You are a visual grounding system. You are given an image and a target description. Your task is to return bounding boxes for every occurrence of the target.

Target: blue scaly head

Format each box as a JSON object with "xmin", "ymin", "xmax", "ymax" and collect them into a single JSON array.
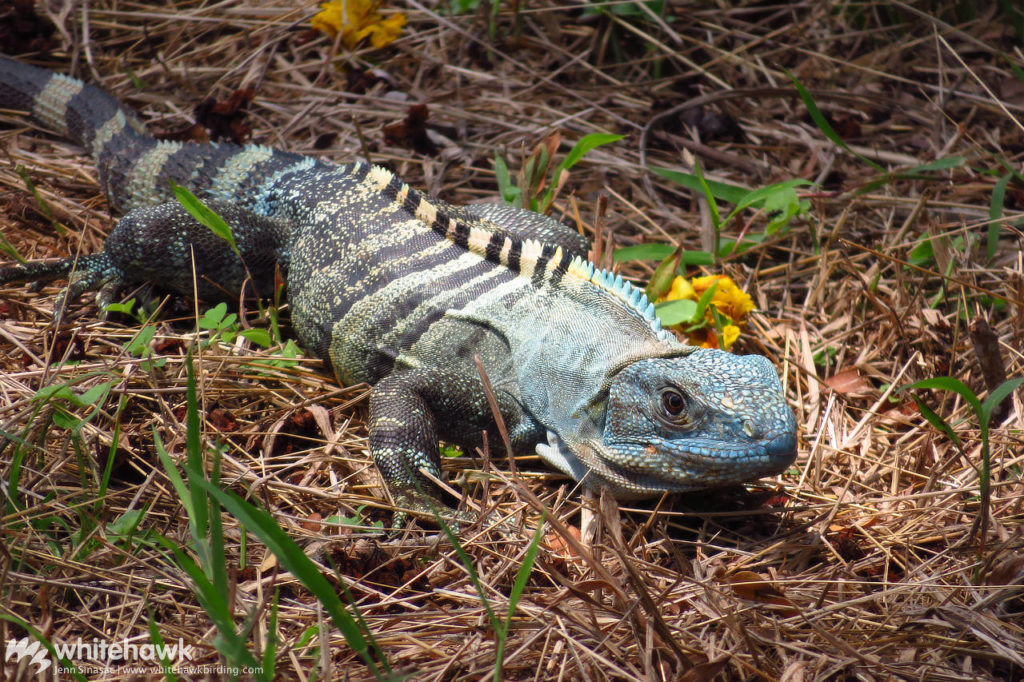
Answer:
[{"xmin": 535, "ymin": 345, "xmax": 798, "ymax": 498}]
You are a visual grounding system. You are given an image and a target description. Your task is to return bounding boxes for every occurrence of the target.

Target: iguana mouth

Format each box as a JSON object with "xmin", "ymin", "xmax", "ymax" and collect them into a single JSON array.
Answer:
[{"xmin": 535, "ymin": 429, "xmax": 797, "ymax": 499}]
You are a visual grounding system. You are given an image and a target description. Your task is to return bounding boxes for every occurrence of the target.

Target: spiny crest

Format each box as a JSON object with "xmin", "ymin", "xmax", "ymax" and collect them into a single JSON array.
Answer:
[
  {"xmin": 359, "ymin": 162, "xmax": 673, "ymax": 342},
  {"xmin": 565, "ymin": 256, "xmax": 674, "ymax": 343}
]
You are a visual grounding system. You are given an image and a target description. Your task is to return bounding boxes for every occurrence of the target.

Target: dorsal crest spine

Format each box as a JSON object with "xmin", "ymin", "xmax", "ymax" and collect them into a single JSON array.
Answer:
[{"xmin": 360, "ymin": 162, "xmax": 672, "ymax": 343}]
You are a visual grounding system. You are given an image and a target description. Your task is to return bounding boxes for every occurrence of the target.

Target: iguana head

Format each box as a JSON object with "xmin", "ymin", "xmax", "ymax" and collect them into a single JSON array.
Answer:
[{"xmin": 536, "ymin": 349, "xmax": 798, "ymax": 498}]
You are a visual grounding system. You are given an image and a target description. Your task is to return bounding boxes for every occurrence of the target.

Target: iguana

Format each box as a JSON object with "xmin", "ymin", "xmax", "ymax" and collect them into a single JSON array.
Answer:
[{"xmin": 0, "ymin": 56, "xmax": 798, "ymax": 524}]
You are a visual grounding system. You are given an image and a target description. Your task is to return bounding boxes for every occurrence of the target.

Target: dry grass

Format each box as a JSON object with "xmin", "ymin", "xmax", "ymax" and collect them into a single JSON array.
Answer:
[{"xmin": 1, "ymin": 1, "xmax": 1023, "ymax": 680}]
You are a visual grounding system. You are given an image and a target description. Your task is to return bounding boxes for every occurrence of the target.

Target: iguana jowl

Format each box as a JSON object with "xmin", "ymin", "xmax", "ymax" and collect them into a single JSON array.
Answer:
[{"xmin": 0, "ymin": 56, "xmax": 798, "ymax": 521}]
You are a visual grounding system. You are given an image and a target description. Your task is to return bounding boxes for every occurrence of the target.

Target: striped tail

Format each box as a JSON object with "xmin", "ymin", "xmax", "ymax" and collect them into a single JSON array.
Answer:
[
  {"xmin": 0, "ymin": 56, "xmax": 318, "ymax": 214},
  {"xmin": 0, "ymin": 56, "xmax": 149, "ymax": 158}
]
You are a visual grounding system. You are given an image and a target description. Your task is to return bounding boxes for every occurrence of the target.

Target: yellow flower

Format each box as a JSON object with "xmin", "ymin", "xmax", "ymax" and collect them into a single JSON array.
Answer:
[
  {"xmin": 312, "ymin": 0, "xmax": 406, "ymax": 49},
  {"xmin": 691, "ymin": 275, "xmax": 756, "ymax": 321},
  {"xmin": 721, "ymin": 324, "xmax": 741, "ymax": 349},
  {"xmin": 657, "ymin": 274, "xmax": 755, "ymax": 350},
  {"xmin": 663, "ymin": 276, "xmax": 696, "ymax": 302}
]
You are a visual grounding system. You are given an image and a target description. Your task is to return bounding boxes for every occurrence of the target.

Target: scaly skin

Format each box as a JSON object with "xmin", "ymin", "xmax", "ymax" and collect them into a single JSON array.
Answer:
[{"xmin": 0, "ymin": 55, "xmax": 798, "ymax": 524}]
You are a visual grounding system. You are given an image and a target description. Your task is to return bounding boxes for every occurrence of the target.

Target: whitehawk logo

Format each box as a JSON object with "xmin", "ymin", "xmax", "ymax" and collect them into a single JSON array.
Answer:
[{"xmin": 4, "ymin": 636, "xmax": 52, "ymax": 674}]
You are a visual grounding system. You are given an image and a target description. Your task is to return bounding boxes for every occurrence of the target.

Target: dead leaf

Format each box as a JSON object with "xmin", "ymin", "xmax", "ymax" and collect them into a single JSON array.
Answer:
[
  {"xmin": 209, "ymin": 406, "xmax": 238, "ymax": 432},
  {"xmin": 728, "ymin": 570, "xmax": 797, "ymax": 615},
  {"xmin": 382, "ymin": 104, "xmax": 438, "ymax": 155},
  {"xmin": 543, "ymin": 524, "xmax": 582, "ymax": 561},
  {"xmin": 301, "ymin": 512, "xmax": 323, "ymax": 532},
  {"xmin": 193, "ymin": 88, "xmax": 255, "ymax": 144},
  {"xmin": 984, "ymin": 554, "xmax": 1024, "ymax": 586},
  {"xmin": 825, "ymin": 367, "xmax": 872, "ymax": 396},
  {"xmin": 679, "ymin": 656, "xmax": 731, "ymax": 682}
]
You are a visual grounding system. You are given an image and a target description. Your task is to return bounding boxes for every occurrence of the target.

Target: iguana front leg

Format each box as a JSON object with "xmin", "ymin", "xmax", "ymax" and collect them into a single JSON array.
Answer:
[{"xmin": 369, "ymin": 366, "xmax": 529, "ymax": 528}]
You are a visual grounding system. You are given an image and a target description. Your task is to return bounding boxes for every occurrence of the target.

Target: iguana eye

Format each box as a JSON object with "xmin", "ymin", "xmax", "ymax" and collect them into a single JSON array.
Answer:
[{"xmin": 660, "ymin": 388, "xmax": 688, "ymax": 417}]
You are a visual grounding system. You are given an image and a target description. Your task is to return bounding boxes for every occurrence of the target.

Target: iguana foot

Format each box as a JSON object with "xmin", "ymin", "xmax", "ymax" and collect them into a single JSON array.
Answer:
[{"xmin": 0, "ymin": 252, "xmax": 127, "ymax": 321}]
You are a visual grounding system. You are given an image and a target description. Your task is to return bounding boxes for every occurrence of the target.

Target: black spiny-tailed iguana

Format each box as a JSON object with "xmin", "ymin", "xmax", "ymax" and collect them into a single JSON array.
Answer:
[{"xmin": 0, "ymin": 56, "xmax": 798, "ymax": 524}]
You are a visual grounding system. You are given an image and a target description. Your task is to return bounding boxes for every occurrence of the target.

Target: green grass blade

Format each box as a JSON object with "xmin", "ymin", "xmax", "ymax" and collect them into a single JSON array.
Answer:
[
  {"xmin": 909, "ymin": 396, "xmax": 962, "ymax": 449},
  {"xmin": 560, "ymin": 132, "xmax": 624, "ymax": 170},
  {"xmin": 505, "ymin": 521, "xmax": 544, "ymax": 626},
  {"xmin": 432, "ymin": 514, "xmax": 500, "ymax": 634},
  {"xmin": 186, "ymin": 476, "xmax": 390, "ymax": 677},
  {"xmin": 0, "ymin": 615, "xmax": 87, "ymax": 681},
  {"xmin": 715, "ymin": 305, "xmax": 732, "ymax": 348},
  {"xmin": 0, "ymin": 227, "xmax": 23, "ymax": 261},
  {"xmin": 980, "ymin": 377, "xmax": 1023, "ymax": 425},
  {"xmin": 147, "ymin": 611, "xmax": 179, "ymax": 682},
  {"xmin": 539, "ymin": 133, "xmax": 622, "ymax": 212},
  {"xmin": 183, "ymin": 350, "xmax": 209, "ymax": 553},
  {"xmin": 650, "ymin": 166, "xmax": 749, "ymax": 204},
  {"xmin": 6, "ymin": 402, "xmax": 54, "ymax": 512},
  {"xmin": 170, "ymin": 181, "xmax": 239, "ymax": 257},
  {"xmin": 262, "ymin": 592, "xmax": 280, "ymax": 678},
  {"xmin": 96, "ymin": 393, "xmax": 129, "ymax": 508},
  {"xmin": 613, "ymin": 243, "xmax": 675, "ymax": 262},
  {"xmin": 429, "ymin": 511, "xmax": 504, "ymax": 681},
  {"xmin": 786, "ymin": 71, "xmax": 886, "ymax": 174},
  {"xmin": 680, "ymin": 250, "xmax": 715, "ymax": 265},
  {"xmin": 154, "ymin": 429, "xmax": 195, "ymax": 521},
  {"xmin": 726, "ymin": 179, "xmax": 812, "ymax": 218},
  {"xmin": 613, "ymin": 244, "xmax": 715, "ymax": 266},
  {"xmin": 988, "ymin": 173, "xmax": 1010, "ymax": 262},
  {"xmin": 152, "ymin": 537, "xmax": 267, "ymax": 679},
  {"xmin": 16, "ymin": 164, "xmax": 67, "ymax": 236},
  {"xmin": 899, "ymin": 377, "xmax": 982, "ymax": 418},
  {"xmin": 154, "ymin": 536, "xmax": 235, "ymax": 634},
  {"xmin": 898, "ymin": 156, "xmax": 965, "ymax": 175},
  {"xmin": 692, "ymin": 160, "xmax": 722, "ymax": 253},
  {"xmin": 206, "ymin": 446, "xmax": 230, "ymax": 606},
  {"xmin": 693, "ymin": 278, "xmax": 720, "ymax": 321},
  {"xmin": 494, "ymin": 520, "xmax": 545, "ymax": 677}
]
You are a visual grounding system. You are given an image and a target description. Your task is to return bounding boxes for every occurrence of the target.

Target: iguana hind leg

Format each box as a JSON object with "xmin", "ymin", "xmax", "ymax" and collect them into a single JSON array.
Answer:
[
  {"xmin": 1, "ymin": 200, "xmax": 292, "ymax": 315},
  {"xmin": 1, "ymin": 251, "xmax": 127, "ymax": 319},
  {"xmin": 101, "ymin": 200, "xmax": 291, "ymax": 300}
]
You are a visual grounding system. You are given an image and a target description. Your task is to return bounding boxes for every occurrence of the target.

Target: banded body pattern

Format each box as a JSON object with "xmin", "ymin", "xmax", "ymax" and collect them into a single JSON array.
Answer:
[
  {"xmin": 0, "ymin": 56, "xmax": 798, "ymax": 520},
  {"xmin": 273, "ymin": 160, "xmax": 674, "ymax": 387}
]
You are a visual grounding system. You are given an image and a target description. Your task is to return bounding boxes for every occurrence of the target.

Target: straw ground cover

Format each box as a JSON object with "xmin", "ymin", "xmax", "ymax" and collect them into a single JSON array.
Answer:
[{"xmin": 1, "ymin": 1, "xmax": 1022, "ymax": 679}]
